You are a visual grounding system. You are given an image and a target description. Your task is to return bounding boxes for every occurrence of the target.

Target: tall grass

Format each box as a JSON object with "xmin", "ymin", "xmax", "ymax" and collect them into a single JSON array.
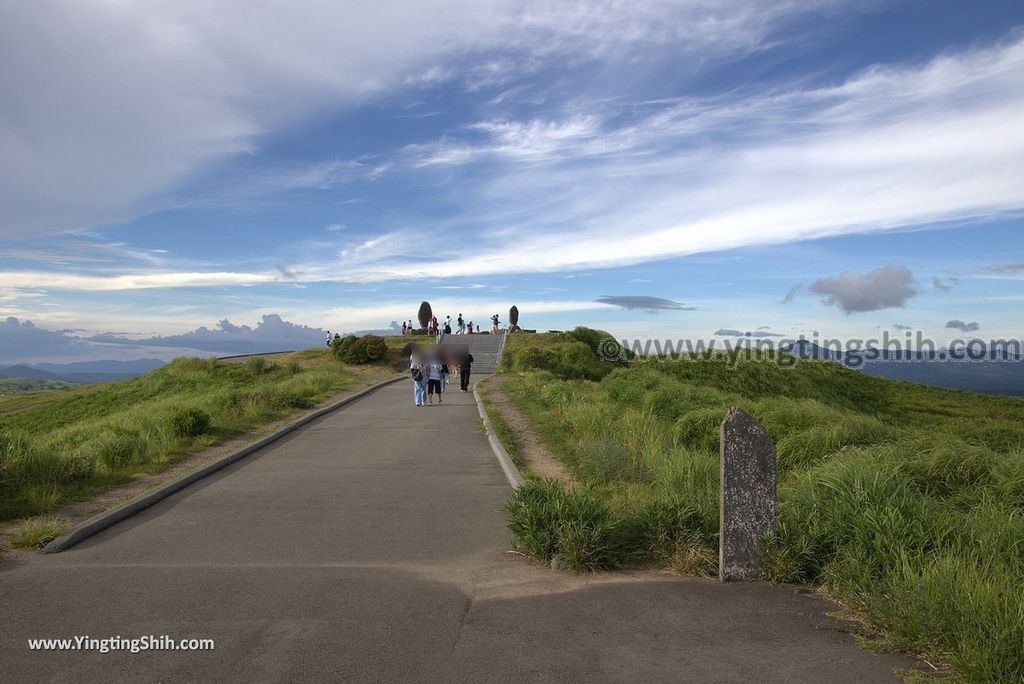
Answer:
[
  {"xmin": 0, "ymin": 349, "xmax": 374, "ymax": 522},
  {"xmin": 500, "ymin": 330, "xmax": 1024, "ymax": 682}
]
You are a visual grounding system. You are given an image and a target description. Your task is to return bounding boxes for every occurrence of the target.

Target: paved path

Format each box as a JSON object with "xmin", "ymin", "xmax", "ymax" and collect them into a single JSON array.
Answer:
[{"xmin": 1, "ymin": 382, "xmax": 919, "ymax": 682}]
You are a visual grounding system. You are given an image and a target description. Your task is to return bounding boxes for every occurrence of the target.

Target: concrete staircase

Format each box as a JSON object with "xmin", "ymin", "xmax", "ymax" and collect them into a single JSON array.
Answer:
[{"xmin": 438, "ymin": 332, "xmax": 506, "ymax": 374}]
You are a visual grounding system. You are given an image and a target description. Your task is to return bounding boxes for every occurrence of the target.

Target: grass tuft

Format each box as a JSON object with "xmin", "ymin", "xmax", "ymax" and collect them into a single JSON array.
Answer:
[{"xmin": 10, "ymin": 517, "xmax": 64, "ymax": 548}]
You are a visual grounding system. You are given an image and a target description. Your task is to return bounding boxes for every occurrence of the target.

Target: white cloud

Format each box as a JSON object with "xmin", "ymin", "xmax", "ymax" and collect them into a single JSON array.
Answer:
[
  {"xmin": 0, "ymin": 0, "xmax": 825, "ymax": 237},
  {"xmin": 0, "ymin": 271, "xmax": 275, "ymax": 291},
  {"xmin": 360, "ymin": 38, "xmax": 1024, "ymax": 280}
]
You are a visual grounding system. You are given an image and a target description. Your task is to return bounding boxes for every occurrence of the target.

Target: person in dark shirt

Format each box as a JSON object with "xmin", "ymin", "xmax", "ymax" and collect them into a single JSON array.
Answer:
[{"xmin": 459, "ymin": 348, "xmax": 474, "ymax": 392}]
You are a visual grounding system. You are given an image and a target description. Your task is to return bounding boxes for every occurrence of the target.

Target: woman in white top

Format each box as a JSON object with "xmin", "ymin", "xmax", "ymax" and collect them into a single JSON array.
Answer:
[
  {"xmin": 425, "ymin": 357, "xmax": 443, "ymax": 405},
  {"xmin": 410, "ymin": 350, "xmax": 427, "ymax": 407}
]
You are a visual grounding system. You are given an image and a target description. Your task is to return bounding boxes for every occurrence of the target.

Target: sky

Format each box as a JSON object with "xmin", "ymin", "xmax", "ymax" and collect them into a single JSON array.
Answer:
[{"xmin": 1, "ymin": 0, "xmax": 1023, "ymax": 363}]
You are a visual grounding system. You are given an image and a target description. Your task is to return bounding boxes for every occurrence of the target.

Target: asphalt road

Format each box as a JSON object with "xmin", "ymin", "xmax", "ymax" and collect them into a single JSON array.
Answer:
[{"xmin": 1, "ymin": 382, "xmax": 919, "ymax": 682}]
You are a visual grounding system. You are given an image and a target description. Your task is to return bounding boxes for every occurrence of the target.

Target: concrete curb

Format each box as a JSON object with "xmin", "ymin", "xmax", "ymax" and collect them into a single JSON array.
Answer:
[
  {"xmin": 41, "ymin": 375, "xmax": 405, "ymax": 554},
  {"xmin": 473, "ymin": 377, "xmax": 525, "ymax": 489}
]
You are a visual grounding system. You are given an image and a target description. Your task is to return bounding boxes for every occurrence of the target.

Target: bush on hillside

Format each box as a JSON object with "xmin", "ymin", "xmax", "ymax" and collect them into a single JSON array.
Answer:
[
  {"xmin": 565, "ymin": 326, "xmax": 634, "ymax": 363},
  {"xmin": 502, "ymin": 329, "xmax": 622, "ymax": 380},
  {"xmin": 338, "ymin": 335, "xmax": 388, "ymax": 365},
  {"xmin": 170, "ymin": 407, "xmax": 212, "ymax": 438},
  {"xmin": 330, "ymin": 334, "xmax": 357, "ymax": 361}
]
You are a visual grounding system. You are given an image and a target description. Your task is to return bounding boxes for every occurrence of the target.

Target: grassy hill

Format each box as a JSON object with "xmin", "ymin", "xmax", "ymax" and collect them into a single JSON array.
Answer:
[
  {"xmin": 498, "ymin": 329, "xmax": 1024, "ymax": 683},
  {"xmin": 0, "ymin": 377, "xmax": 77, "ymax": 396},
  {"xmin": 0, "ymin": 343, "xmax": 407, "ymax": 524}
]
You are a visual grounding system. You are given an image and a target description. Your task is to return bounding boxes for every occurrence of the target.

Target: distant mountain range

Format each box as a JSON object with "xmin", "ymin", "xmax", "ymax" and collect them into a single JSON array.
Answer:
[
  {"xmin": 0, "ymin": 359, "xmax": 165, "ymax": 384},
  {"xmin": 783, "ymin": 340, "xmax": 1024, "ymax": 396}
]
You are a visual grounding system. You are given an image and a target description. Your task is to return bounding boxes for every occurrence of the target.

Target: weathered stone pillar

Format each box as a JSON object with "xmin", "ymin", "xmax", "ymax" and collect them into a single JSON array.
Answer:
[{"xmin": 719, "ymin": 407, "xmax": 777, "ymax": 582}]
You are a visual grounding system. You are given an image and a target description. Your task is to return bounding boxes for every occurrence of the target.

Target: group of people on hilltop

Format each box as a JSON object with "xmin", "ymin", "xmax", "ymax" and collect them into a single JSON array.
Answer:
[
  {"xmin": 400, "ymin": 312, "xmax": 499, "ymax": 337},
  {"xmin": 408, "ymin": 345, "xmax": 474, "ymax": 406}
]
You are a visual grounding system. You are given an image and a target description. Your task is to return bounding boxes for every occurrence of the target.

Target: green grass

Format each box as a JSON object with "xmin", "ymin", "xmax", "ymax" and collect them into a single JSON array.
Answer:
[
  {"xmin": 9, "ymin": 517, "xmax": 64, "ymax": 548},
  {"xmin": 0, "ymin": 377, "xmax": 76, "ymax": 396},
  {"xmin": 500, "ymin": 330, "xmax": 1024, "ymax": 682},
  {"xmin": 0, "ymin": 348, "xmax": 392, "ymax": 523},
  {"xmin": 476, "ymin": 384, "xmax": 527, "ymax": 472}
]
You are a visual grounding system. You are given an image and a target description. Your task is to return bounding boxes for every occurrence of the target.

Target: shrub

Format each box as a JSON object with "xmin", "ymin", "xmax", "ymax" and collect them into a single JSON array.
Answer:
[
  {"xmin": 170, "ymin": 408, "xmax": 211, "ymax": 438},
  {"xmin": 340, "ymin": 335, "xmax": 388, "ymax": 364},
  {"xmin": 331, "ymin": 334, "xmax": 358, "ymax": 361},
  {"xmin": 565, "ymin": 326, "xmax": 633, "ymax": 363},
  {"xmin": 502, "ymin": 331, "xmax": 622, "ymax": 380}
]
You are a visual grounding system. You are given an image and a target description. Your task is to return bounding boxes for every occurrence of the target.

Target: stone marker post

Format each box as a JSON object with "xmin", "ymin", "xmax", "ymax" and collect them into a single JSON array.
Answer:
[{"xmin": 719, "ymin": 407, "xmax": 777, "ymax": 582}]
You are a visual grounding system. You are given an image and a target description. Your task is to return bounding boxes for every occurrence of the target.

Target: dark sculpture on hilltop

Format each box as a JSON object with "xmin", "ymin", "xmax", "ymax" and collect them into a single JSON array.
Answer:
[
  {"xmin": 508, "ymin": 305, "xmax": 521, "ymax": 333},
  {"xmin": 417, "ymin": 301, "xmax": 432, "ymax": 332}
]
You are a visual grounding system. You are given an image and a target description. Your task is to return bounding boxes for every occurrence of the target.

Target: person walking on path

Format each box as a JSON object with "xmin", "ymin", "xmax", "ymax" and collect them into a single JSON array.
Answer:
[
  {"xmin": 426, "ymin": 354, "xmax": 443, "ymax": 405},
  {"xmin": 439, "ymin": 348, "xmax": 451, "ymax": 392},
  {"xmin": 410, "ymin": 348, "xmax": 427, "ymax": 407},
  {"xmin": 459, "ymin": 348, "xmax": 474, "ymax": 392}
]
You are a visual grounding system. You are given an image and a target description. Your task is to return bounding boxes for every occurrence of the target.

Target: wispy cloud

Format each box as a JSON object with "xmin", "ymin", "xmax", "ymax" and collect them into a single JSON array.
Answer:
[
  {"xmin": 594, "ymin": 295, "xmax": 696, "ymax": 312},
  {"xmin": 0, "ymin": 271, "xmax": 276, "ymax": 291},
  {"xmin": 286, "ymin": 37, "xmax": 1024, "ymax": 282},
  {"xmin": 714, "ymin": 328, "xmax": 783, "ymax": 337},
  {"xmin": 946, "ymin": 319, "xmax": 980, "ymax": 333},
  {"xmin": 982, "ymin": 263, "xmax": 1024, "ymax": 273},
  {"xmin": 782, "ymin": 284, "xmax": 803, "ymax": 304},
  {"xmin": 0, "ymin": 0, "xmax": 828, "ymax": 238}
]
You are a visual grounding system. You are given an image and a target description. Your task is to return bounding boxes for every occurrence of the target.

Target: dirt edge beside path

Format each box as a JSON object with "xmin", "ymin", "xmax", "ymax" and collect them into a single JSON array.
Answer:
[{"xmin": 480, "ymin": 374, "xmax": 574, "ymax": 484}]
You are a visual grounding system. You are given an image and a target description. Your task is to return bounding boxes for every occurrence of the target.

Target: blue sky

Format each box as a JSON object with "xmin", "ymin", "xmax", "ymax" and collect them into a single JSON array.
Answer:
[{"xmin": 1, "ymin": 1, "xmax": 1023, "ymax": 362}]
